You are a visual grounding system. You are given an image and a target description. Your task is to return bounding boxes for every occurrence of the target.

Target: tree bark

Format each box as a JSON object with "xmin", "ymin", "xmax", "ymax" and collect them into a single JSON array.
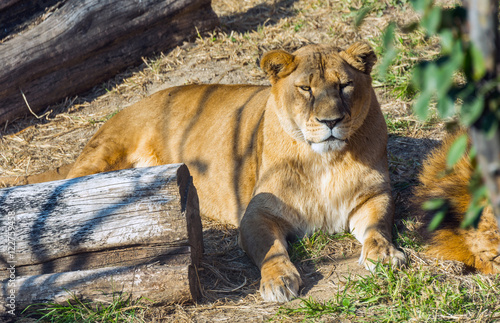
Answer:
[
  {"xmin": 0, "ymin": 0, "xmax": 22, "ymax": 11},
  {"xmin": 467, "ymin": 0, "xmax": 500, "ymax": 229},
  {"xmin": 0, "ymin": 0, "xmax": 219, "ymax": 125},
  {"xmin": 0, "ymin": 163, "xmax": 202, "ymax": 313}
]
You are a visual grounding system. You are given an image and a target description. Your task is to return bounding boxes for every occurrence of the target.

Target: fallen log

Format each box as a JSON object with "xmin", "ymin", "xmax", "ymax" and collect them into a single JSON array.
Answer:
[
  {"xmin": 0, "ymin": 163, "xmax": 202, "ymax": 314},
  {"xmin": 0, "ymin": 0, "xmax": 63, "ymax": 40},
  {"xmin": 0, "ymin": 0, "xmax": 22, "ymax": 11},
  {"xmin": 0, "ymin": 0, "xmax": 219, "ymax": 125}
]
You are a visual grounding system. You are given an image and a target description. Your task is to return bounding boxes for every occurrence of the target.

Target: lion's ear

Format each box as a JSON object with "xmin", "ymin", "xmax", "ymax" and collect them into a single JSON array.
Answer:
[
  {"xmin": 260, "ymin": 50, "xmax": 296, "ymax": 83},
  {"xmin": 340, "ymin": 42, "xmax": 377, "ymax": 74}
]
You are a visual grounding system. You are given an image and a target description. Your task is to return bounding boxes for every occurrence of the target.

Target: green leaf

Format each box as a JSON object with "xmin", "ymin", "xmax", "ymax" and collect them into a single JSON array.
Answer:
[
  {"xmin": 410, "ymin": 0, "xmax": 433, "ymax": 14},
  {"xmin": 422, "ymin": 62, "xmax": 438, "ymax": 94},
  {"xmin": 412, "ymin": 63, "xmax": 424, "ymax": 89},
  {"xmin": 382, "ymin": 22, "xmax": 396, "ymax": 49},
  {"xmin": 462, "ymin": 203, "xmax": 484, "ymax": 228},
  {"xmin": 377, "ymin": 47, "xmax": 398, "ymax": 81},
  {"xmin": 423, "ymin": 197, "xmax": 450, "ymax": 231},
  {"xmin": 422, "ymin": 198, "xmax": 445, "ymax": 210},
  {"xmin": 461, "ymin": 96, "xmax": 484, "ymax": 126},
  {"xmin": 376, "ymin": 23, "xmax": 398, "ymax": 81},
  {"xmin": 428, "ymin": 209, "xmax": 446, "ymax": 231},
  {"xmin": 446, "ymin": 133, "xmax": 468, "ymax": 169},
  {"xmin": 469, "ymin": 144, "xmax": 477, "ymax": 160},
  {"xmin": 462, "ymin": 185, "xmax": 488, "ymax": 228},
  {"xmin": 435, "ymin": 43, "xmax": 463, "ymax": 98},
  {"xmin": 421, "ymin": 6, "xmax": 442, "ymax": 35},
  {"xmin": 469, "ymin": 43, "xmax": 487, "ymax": 81},
  {"xmin": 438, "ymin": 29, "xmax": 454, "ymax": 53},
  {"xmin": 413, "ymin": 90, "xmax": 432, "ymax": 120},
  {"xmin": 355, "ymin": 6, "xmax": 372, "ymax": 27},
  {"xmin": 436, "ymin": 94, "xmax": 455, "ymax": 118}
]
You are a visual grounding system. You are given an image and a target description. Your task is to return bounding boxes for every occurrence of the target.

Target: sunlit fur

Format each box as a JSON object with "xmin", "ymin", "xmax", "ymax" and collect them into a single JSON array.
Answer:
[
  {"xmin": 413, "ymin": 132, "xmax": 500, "ymax": 274},
  {"xmin": 8, "ymin": 42, "xmax": 406, "ymax": 302}
]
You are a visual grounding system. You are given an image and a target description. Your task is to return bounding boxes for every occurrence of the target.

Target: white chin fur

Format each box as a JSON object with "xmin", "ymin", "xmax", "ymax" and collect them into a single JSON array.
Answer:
[{"xmin": 310, "ymin": 140, "xmax": 346, "ymax": 154}]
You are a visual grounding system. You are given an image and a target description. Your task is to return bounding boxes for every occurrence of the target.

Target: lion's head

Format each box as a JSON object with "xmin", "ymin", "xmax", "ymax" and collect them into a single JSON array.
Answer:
[{"xmin": 261, "ymin": 42, "xmax": 377, "ymax": 154}]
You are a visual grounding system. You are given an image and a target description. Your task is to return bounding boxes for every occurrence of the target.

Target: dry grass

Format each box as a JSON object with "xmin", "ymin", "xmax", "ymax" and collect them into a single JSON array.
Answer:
[{"xmin": 3, "ymin": 0, "xmax": 498, "ymax": 322}]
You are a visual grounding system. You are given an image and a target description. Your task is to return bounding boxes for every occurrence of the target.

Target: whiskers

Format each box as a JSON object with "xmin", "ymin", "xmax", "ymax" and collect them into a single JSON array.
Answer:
[{"xmin": 291, "ymin": 128, "xmax": 307, "ymax": 141}]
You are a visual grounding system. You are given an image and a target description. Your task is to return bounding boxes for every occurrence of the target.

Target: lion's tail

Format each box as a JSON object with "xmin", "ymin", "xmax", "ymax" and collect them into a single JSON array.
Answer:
[{"xmin": 0, "ymin": 163, "xmax": 74, "ymax": 187}]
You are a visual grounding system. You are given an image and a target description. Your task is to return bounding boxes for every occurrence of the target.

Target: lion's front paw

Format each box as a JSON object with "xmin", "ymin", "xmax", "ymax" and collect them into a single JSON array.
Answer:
[
  {"xmin": 360, "ymin": 236, "xmax": 406, "ymax": 271},
  {"xmin": 259, "ymin": 257, "xmax": 302, "ymax": 302}
]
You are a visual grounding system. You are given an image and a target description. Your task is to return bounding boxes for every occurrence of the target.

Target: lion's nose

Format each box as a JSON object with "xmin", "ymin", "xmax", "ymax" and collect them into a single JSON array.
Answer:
[{"xmin": 316, "ymin": 116, "xmax": 344, "ymax": 129}]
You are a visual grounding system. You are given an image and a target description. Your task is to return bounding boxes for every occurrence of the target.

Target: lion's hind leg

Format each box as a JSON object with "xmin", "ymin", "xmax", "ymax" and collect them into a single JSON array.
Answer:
[
  {"xmin": 66, "ymin": 134, "xmax": 164, "ymax": 180},
  {"xmin": 65, "ymin": 139, "xmax": 135, "ymax": 179}
]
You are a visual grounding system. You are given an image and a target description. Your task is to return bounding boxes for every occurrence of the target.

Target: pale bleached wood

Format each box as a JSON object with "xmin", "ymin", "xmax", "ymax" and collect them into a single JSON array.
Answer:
[
  {"xmin": 4, "ymin": 261, "xmax": 196, "ymax": 310},
  {"xmin": 0, "ymin": 163, "xmax": 202, "ymax": 311},
  {"xmin": 0, "ymin": 0, "xmax": 219, "ymax": 124}
]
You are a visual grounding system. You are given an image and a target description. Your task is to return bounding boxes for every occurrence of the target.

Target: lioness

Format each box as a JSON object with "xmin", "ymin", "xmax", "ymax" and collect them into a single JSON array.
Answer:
[
  {"xmin": 414, "ymin": 133, "xmax": 500, "ymax": 274},
  {"xmin": 6, "ymin": 42, "xmax": 406, "ymax": 301}
]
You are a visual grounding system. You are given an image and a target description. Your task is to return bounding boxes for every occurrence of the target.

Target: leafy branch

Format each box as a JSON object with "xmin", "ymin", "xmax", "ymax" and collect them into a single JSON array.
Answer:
[{"xmin": 377, "ymin": 0, "xmax": 500, "ymax": 228}]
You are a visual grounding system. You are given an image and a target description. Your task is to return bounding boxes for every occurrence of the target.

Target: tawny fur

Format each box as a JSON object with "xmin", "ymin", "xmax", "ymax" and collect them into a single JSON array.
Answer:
[
  {"xmin": 3, "ymin": 42, "xmax": 406, "ymax": 301},
  {"xmin": 414, "ymin": 133, "xmax": 500, "ymax": 274}
]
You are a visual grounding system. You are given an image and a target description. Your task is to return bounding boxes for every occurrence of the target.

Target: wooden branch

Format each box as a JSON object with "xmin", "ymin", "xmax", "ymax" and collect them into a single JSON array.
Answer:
[
  {"xmin": 0, "ymin": 163, "xmax": 202, "ymax": 313},
  {"xmin": 0, "ymin": 0, "xmax": 219, "ymax": 124}
]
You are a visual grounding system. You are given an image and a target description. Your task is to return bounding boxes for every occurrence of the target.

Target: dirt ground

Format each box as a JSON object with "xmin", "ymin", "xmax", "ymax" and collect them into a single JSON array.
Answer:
[{"xmin": 1, "ymin": 0, "xmax": 460, "ymax": 321}]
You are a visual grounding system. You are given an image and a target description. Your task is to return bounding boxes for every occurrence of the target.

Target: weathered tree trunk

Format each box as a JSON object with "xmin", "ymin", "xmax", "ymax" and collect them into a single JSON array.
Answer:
[
  {"xmin": 0, "ymin": 0, "xmax": 22, "ymax": 11},
  {"xmin": 0, "ymin": 0, "xmax": 219, "ymax": 125},
  {"xmin": 467, "ymin": 0, "xmax": 500, "ymax": 230},
  {"xmin": 0, "ymin": 0, "xmax": 63, "ymax": 39},
  {"xmin": 0, "ymin": 163, "xmax": 202, "ymax": 314}
]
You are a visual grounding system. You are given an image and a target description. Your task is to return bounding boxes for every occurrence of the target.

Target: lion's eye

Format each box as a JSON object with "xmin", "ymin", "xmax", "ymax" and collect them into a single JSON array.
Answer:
[
  {"xmin": 299, "ymin": 86, "xmax": 311, "ymax": 92},
  {"xmin": 340, "ymin": 81, "xmax": 353, "ymax": 89}
]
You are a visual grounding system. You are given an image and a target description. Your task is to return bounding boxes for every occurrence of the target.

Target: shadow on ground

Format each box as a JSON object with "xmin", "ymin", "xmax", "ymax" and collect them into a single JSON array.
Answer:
[{"xmin": 388, "ymin": 134, "xmax": 440, "ymax": 221}]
